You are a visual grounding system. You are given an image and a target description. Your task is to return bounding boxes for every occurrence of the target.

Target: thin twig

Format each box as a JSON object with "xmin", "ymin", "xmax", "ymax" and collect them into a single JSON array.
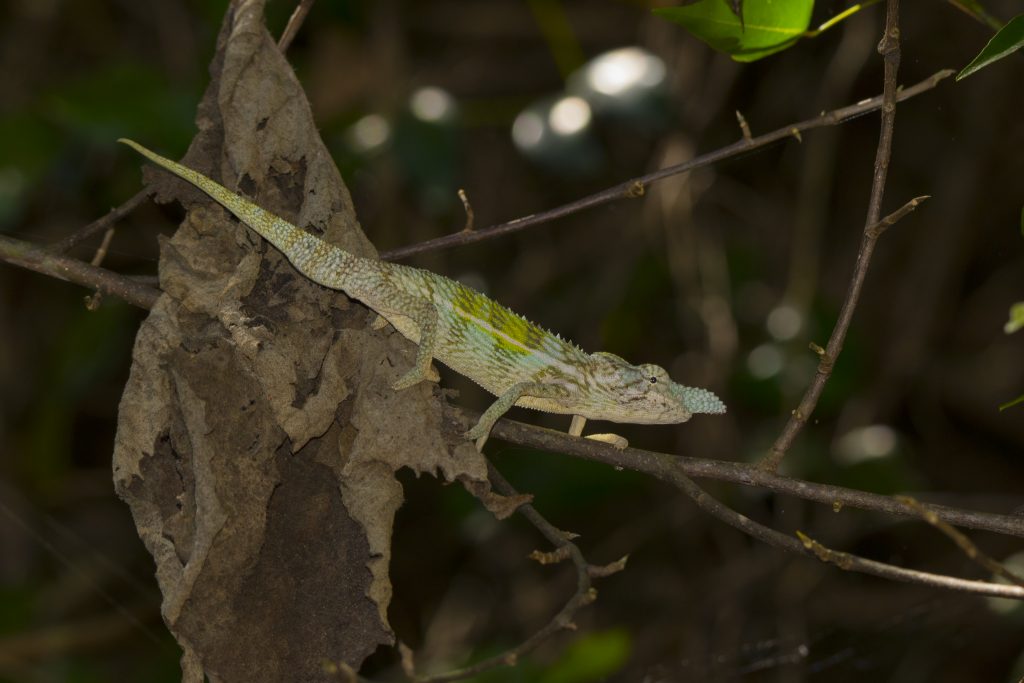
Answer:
[
  {"xmin": 277, "ymin": 0, "xmax": 316, "ymax": 52},
  {"xmin": 761, "ymin": 0, "xmax": 906, "ymax": 472},
  {"xmin": 735, "ymin": 110, "xmax": 753, "ymax": 142},
  {"xmin": 0, "ymin": 234, "xmax": 159, "ymax": 310},
  {"xmin": 450, "ymin": 408, "xmax": 1024, "ymax": 539},
  {"xmin": 409, "ymin": 463, "xmax": 624, "ymax": 683},
  {"xmin": 380, "ymin": 69, "xmax": 953, "ymax": 261},
  {"xmin": 457, "ymin": 189, "xmax": 475, "ymax": 232},
  {"xmin": 52, "ymin": 188, "xmax": 149, "ymax": 255},
  {"xmin": 84, "ymin": 226, "xmax": 120, "ymax": 309},
  {"xmin": 865, "ymin": 194, "xmax": 927, "ymax": 237},
  {"xmin": 89, "ymin": 226, "xmax": 117, "ymax": 267},
  {"xmin": 896, "ymin": 496, "xmax": 1024, "ymax": 587}
]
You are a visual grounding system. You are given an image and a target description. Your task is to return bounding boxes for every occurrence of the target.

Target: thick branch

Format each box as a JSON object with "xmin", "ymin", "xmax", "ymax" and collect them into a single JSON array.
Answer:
[
  {"xmin": 449, "ymin": 408, "xmax": 1024, "ymax": 539},
  {"xmin": 381, "ymin": 69, "xmax": 953, "ymax": 261},
  {"xmin": 762, "ymin": 1, "xmax": 906, "ymax": 471},
  {"xmin": 0, "ymin": 234, "xmax": 159, "ymax": 310}
]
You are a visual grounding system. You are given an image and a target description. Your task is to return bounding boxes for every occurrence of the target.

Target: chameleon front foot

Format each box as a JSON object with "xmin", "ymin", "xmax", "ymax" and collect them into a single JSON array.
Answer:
[
  {"xmin": 585, "ymin": 433, "xmax": 629, "ymax": 450},
  {"xmin": 568, "ymin": 415, "xmax": 627, "ymax": 449}
]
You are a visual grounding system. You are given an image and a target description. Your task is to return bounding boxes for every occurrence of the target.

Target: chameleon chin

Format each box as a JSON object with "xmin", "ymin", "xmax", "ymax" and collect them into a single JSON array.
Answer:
[{"xmin": 120, "ymin": 139, "xmax": 726, "ymax": 451}]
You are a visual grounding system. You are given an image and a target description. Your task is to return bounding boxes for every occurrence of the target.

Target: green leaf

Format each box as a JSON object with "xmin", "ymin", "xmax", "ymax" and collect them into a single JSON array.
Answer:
[
  {"xmin": 957, "ymin": 13, "xmax": 1024, "ymax": 80},
  {"xmin": 1006, "ymin": 302, "xmax": 1024, "ymax": 334},
  {"xmin": 538, "ymin": 629, "xmax": 631, "ymax": 683},
  {"xmin": 654, "ymin": 0, "xmax": 814, "ymax": 62},
  {"xmin": 999, "ymin": 394, "xmax": 1024, "ymax": 411}
]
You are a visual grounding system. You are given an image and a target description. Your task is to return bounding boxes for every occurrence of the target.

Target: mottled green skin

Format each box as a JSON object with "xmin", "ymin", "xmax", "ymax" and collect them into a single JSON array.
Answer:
[{"xmin": 120, "ymin": 139, "xmax": 726, "ymax": 445}]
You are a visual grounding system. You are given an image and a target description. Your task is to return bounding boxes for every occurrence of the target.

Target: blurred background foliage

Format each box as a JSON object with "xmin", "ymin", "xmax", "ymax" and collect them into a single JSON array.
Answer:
[{"xmin": 1, "ymin": 0, "xmax": 1023, "ymax": 681}]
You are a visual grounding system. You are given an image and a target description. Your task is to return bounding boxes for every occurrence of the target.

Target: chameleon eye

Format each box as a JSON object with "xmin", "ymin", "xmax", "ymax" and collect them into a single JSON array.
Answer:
[{"xmin": 649, "ymin": 376, "xmax": 658, "ymax": 384}]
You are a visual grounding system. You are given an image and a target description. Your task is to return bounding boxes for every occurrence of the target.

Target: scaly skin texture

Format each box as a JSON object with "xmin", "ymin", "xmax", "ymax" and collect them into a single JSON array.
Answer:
[{"xmin": 120, "ymin": 139, "xmax": 726, "ymax": 448}]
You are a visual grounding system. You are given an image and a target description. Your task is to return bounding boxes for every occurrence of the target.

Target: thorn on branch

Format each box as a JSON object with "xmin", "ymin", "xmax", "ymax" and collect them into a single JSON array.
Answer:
[
  {"xmin": 866, "ymin": 194, "xmax": 929, "ymax": 238},
  {"xmin": 530, "ymin": 546, "xmax": 572, "ymax": 565},
  {"xmin": 625, "ymin": 181, "xmax": 645, "ymax": 198},
  {"xmin": 588, "ymin": 555, "xmax": 628, "ymax": 578},
  {"xmin": 736, "ymin": 111, "xmax": 753, "ymax": 142},
  {"xmin": 795, "ymin": 530, "xmax": 855, "ymax": 570},
  {"xmin": 458, "ymin": 189, "xmax": 475, "ymax": 232},
  {"xmin": 808, "ymin": 341, "xmax": 825, "ymax": 357}
]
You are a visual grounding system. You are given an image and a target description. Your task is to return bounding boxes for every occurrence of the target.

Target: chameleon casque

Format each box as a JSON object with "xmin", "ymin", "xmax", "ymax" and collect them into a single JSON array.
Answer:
[{"xmin": 120, "ymin": 139, "xmax": 726, "ymax": 450}]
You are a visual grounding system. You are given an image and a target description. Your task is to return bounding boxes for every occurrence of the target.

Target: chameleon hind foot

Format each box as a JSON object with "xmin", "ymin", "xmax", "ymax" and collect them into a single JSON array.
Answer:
[
  {"xmin": 391, "ymin": 362, "xmax": 440, "ymax": 390},
  {"xmin": 463, "ymin": 423, "xmax": 491, "ymax": 452}
]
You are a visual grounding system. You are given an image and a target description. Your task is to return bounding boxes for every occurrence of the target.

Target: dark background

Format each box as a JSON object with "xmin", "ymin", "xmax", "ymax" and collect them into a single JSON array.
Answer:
[{"xmin": 1, "ymin": 1, "xmax": 1022, "ymax": 681}]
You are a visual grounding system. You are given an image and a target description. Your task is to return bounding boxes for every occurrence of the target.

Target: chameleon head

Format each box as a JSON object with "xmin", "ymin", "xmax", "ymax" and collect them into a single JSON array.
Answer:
[{"xmin": 585, "ymin": 353, "xmax": 726, "ymax": 424}]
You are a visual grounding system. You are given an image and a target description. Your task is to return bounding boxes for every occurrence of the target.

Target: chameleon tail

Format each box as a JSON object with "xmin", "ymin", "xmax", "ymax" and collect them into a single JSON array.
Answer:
[{"xmin": 117, "ymin": 138, "xmax": 307, "ymax": 257}]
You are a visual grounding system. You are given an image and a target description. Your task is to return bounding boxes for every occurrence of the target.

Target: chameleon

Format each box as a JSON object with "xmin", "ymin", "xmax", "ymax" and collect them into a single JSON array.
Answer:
[{"xmin": 119, "ymin": 139, "xmax": 726, "ymax": 450}]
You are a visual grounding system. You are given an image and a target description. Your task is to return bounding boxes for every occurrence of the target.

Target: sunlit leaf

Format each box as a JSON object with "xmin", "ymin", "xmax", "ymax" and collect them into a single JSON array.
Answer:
[
  {"xmin": 654, "ymin": 0, "xmax": 814, "ymax": 62},
  {"xmin": 957, "ymin": 13, "xmax": 1024, "ymax": 80}
]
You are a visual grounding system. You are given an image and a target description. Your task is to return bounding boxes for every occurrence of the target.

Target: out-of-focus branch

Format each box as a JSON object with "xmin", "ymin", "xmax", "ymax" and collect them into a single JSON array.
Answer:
[
  {"xmin": 406, "ymin": 462, "xmax": 626, "ymax": 683},
  {"xmin": 381, "ymin": 69, "xmax": 953, "ymax": 261},
  {"xmin": 52, "ymin": 188, "xmax": 149, "ymax": 255},
  {"xmin": 0, "ymin": 234, "xmax": 159, "ymax": 310},
  {"xmin": 278, "ymin": 0, "xmax": 317, "ymax": 52}
]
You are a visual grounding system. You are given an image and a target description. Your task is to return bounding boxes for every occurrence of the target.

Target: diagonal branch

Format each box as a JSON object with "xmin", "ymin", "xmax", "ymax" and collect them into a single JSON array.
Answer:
[
  {"xmin": 761, "ymin": 0, "xmax": 906, "ymax": 472},
  {"xmin": 897, "ymin": 496, "xmax": 1024, "ymax": 588},
  {"xmin": 52, "ymin": 188, "xmax": 150, "ymax": 255},
  {"xmin": 278, "ymin": 0, "xmax": 317, "ymax": 52},
  {"xmin": 381, "ymin": 69, "xmax": 953, "ymax": 261}
]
